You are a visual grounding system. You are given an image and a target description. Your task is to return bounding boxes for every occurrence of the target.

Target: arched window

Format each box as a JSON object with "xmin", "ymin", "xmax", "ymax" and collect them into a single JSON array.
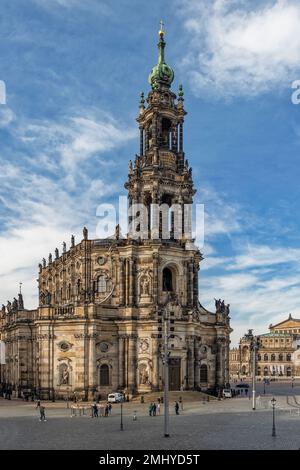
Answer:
[
  {"xmin": 286, "ymin": 367, "xmax": 292, "ymax": 377},
  {"xmin": 257, "ymin": 367, "xmax": 261, "ymax": 376},
  {"xmin": 264, "ymin": 366, "xmax": 268, "ymax": 376},
  {"xmin": 257, "ymin": 354, "xmax": 261, "ymax": 361},
  {"xmin": 100, "ymin": 364, "xmax": 109, "ymax": 386},
  {"xmin": 200, "ymin": 364, "xmax": 208, "ymax": 383},
  {"xmin": 98, "ymin": 275, "xmax": 107, "ymax": 293},
  {"xmin": 161, "ymin": 118, "xmax": 172, "ymax": 149},
  {"xmin": 279, "ymin": 354, "xmax": 283, "ymax": 361},
  {"xmin": 287, "ymin": 354, "xmax": 292, "ymax": 361},
  {"xmin": 163, "ymin": 267, "xmax": 173, "ymax": 292},
  {"xmin": 264, "ymin": 354, "xmax": 268, "ymax": 361},
  {"xmin": 271, "ymin": 354, "xmax": 276, "ymax": 361}
]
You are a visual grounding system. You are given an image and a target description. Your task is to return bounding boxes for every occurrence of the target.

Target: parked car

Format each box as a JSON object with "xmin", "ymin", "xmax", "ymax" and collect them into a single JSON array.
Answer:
[
  {"xmin": 236, "ymin": 383, "xmax": 250, "ymax": 388},
  {"xmin": 223, "ymin": 389, "xmax": 232, "ymax": 398},
  {"xmin": 107, "ymin": 392, "xmax": 124, "ymax": 403}
]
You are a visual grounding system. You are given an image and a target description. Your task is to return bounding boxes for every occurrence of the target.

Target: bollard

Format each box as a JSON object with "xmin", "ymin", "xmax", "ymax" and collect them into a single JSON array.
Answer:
[{"xmin": 133, "ymin": 410, "xmax": 137, "ymax": 421}]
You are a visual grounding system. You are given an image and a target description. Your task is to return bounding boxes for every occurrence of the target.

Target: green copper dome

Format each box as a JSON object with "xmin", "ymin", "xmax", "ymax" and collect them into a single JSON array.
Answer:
[{"xmin": 148, "ymin": 26, "xmax": 174, "ymax": 91}]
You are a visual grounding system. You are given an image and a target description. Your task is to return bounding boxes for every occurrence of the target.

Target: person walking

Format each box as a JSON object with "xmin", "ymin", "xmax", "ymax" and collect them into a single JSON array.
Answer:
[
  {"xmin": 152, "ymin": 402, "xmax": 156, "ymax": 416},
  {"xmin": 39, "ymin": 405, "xmax": 47, "ymax": 422},
  {"xmin": 93, "ymin": 403, "xmax": 98, "ymax": 418},
  {"xmin": 108, "ymin": 403, "xmax": 112, "ymax": 415},
  {"xmin": 157, "ymin": 402, "xmax": 161, "ymax": 415},
  {"xmin": 149, "ymin": 402, "xmax": 153, "ymax": 416},
  {"xmin": 105, "ymin": 404, "xmax": 109, "ymax": 417},
  {"xmin": 179, "ymin": 396, "xmax": 183, "ymax": 411},
  {"xmin": 175, "ymin": 401, "xmax": 179, "ymax": 415}
]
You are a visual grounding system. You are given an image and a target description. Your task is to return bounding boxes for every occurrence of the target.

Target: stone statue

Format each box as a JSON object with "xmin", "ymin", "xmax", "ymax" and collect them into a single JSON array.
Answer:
[
  {"xmin": 129, "ymin": 160, "xmax": 133, "ymax": 174},
  {"xmin": 1, "ymin": 304, "xmax": 6, "ymax": 315},
  {"xmin": 48, "ymin": 253, "xmax": 52, "ymax": 264},
  {"xmin": 40, "ymin": 291, "xmax": 45, "ymax": 306},
  {"xmin": 38, "ymin": 263, "xmax": 42, "ymax": 273},
  {"xmin": 83, "ymin": 226, "xmax": 88, "ymax": 240},
  {"xmin": 12, "ymin": 298, "xmax": 18, "ymax": 312},
  {"xmin": 59, "ymin": 364, "xmax": 69, "ymax": 385},
  {"xmin": 139, "ymin": 365, "xmax": 149, "ymax": 385},
  {"xmin": 18, "ymin": 293, "xmax": 24, "ymax": 310},
  {"xmin": 6, "ymin": 301, "xmax": 12, "ymax": 313},
  {"xmin": 55, "ymin": 248, "xmax": 59, "ymax": 259},
  {"xmin": 62, "ymin": 242, "xmax": 66, "ymax": 253},
  {"xmin": 115, "ymin": 224, "xmax": 120, "ymax": 240},
  {"xmin": 42, "ymin": 258, "xmax": 46, "ymax": 268},
  {"xmin": 71, "ymin": 235, "xmax": 75, "ymax": 248},
  {"xmin": 141, "ymin": 276, "xmax": 150, "ymax": 295}
]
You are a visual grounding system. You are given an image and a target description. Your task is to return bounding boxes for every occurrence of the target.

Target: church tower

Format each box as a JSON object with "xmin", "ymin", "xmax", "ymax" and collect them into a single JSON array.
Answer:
[{"xmin": 125, "ymin": 22, "xmax": 195, "ymax": 242}]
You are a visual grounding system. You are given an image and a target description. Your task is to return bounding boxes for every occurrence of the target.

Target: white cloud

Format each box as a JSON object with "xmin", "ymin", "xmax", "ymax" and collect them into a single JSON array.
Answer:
[
  {"xmin": 19, "ymin": 113, "xmax": 136, "ymax": 176},
  {"xmin": 0, "ymin": 107, "xmax": 15, "ymax": 127},
  {"xmin": 179, "ymin": 0, "xmax": 300, "ymax": 97},
  {"xmin": 0, "ymin": 109, "xmax": 134, "ymax": 309}
]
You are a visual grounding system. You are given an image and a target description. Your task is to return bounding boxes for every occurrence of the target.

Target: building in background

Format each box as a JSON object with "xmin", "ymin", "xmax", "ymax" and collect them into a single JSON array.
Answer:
[
  {"xmin": 0, "ymin": 27, "xmax": 232, "ymax": 400},
  {"xmin": 230, "ymin": 314, "xmax": 300, "ymax": 379}
]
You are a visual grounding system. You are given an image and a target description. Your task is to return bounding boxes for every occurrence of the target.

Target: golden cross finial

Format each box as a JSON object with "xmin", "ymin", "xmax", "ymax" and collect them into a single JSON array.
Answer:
[{"xmin": 159, "ymin": 20, "xmax": 165, "ymax": 36}]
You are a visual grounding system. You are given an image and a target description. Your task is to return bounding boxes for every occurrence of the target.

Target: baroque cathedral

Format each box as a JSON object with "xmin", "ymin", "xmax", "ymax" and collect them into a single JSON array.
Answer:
[{"xmin": 0, "ymin": 26, "xmax": 232, "ymax": 400}]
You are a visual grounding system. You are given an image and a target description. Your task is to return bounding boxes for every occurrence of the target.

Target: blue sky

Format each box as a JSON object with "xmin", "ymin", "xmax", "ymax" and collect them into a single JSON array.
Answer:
[{"xmin": 1, "ymin": 0, "xmax": 300, "ymax": 345}]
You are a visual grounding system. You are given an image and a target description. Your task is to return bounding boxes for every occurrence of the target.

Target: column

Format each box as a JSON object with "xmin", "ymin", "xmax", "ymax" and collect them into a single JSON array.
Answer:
[
  {"xmin": 127, "ymin": 334, "xmax": 137, "ymax": 393},
  {"xmin": 139, "ymin": 127, "xmax": 144, "ymax": 156},
  {"xmin": 179, "ymin": 122, "xmax": 183, "ymax": 152},
  {"xmin": 194, "ymin": 340, "xmax": 200, "ymax": 388},
  {"xmin": 129, "ymin": 259, "xmax": 134, "ymax": 306},
  {"xmin": 118, "ymin": 336, "xmax": 125, "ymax": 388},
  {"xmin": 88, "ymin": 332, "xmax": 96, "ymax": 397},
  {"xmin": 152, "ymin": 254, "xmax": 159, "ymax": 304},
  {"xmin": 119, "ymin": 258, "xmax": 124, "ymax": 305},
  {"xmin": 187, "ymin": 337, "xmax": 195, "ymax": 389},
  {"xmin": 193, "ymin": 264, "xmax": 199, "ymax": 307},
  {"xmin": 151, "ymin": 335, "xmax": 159, "ymax": 391},
  {"xmin": 189, "ymin": 262, "xmax": 194, "ymax": 307}
]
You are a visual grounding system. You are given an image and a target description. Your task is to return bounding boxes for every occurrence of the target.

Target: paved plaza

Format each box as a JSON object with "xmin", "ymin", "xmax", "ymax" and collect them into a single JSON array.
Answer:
[{"xmin": 1, "ymin": 383, "xmax": 300, "ymax": 450}]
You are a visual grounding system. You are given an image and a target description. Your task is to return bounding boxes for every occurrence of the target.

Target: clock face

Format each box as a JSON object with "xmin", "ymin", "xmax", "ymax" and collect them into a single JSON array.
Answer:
[{"xmin": 97, "ymin": 256, "xmax": 106, "ymax": 266}]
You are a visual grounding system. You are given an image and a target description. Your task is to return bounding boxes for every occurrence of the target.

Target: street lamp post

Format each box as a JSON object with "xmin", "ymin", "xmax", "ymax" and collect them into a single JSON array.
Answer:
[
  {"xmin": 163, "ymin": 305, "xmax": 170, "ymax": 438},
  {"xmin": 244, "ymin": 329, "xmax": 260, "ymax": 410},
  {"xmin": 271, "ymin": 397, "xmax": 276, "ymax": 437},
  {"xmin": 263, "ymin": 379, "xmax": 266, "ymax": 395}
]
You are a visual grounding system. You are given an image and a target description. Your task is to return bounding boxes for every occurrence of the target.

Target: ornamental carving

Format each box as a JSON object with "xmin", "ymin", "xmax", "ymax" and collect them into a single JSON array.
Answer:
[{"xmin": 139, "ymin": 338, "xmax": 149, "ymax": 353}]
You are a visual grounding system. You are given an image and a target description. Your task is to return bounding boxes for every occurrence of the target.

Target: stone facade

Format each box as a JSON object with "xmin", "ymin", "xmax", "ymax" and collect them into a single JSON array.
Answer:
[
  {"xmin": 0, "ymin": 28, "xmax": 232, "ymax": 400},
  {"xmin": 230, "ymin": 315, "xmax": 300, "ymax": 378}
]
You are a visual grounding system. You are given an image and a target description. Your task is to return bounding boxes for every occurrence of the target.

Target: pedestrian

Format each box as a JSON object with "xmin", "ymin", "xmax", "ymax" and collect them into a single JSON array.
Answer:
[
  {"xmin": 157, "ymin": 397, "xmax": 161, "ymax": 404},
  {"xmin": 36, "ymin": 400, "xmax": 41, "ymax": 409},
  {"xmin": 105, "ymin": 404, "xmax": 109, "ymax": 417},
  {"xmin": 149, "ymin": 402, "xmax": 153, "ymax": 417},
  {"xmin": 175, "ymin": 401, "xmax": 179, "ymax": 415},
  {"xmin": 152, "ymin": 402, "xmax": 156, "ymax": 416},
  {"xmin": 108, "ymin": 403, "xmax": 112, "ymax": 415},
  {"xmin": 245, "ymin": 388, "xmax": 248, "ymax": 397},
  {"xmin": 157, "ymin": 402, "xmax": 161, "ymax": 415},
  {"xmin": 179, "ymin": 396, "xmax": 183, "ymax": 411},
  {"xmin": 39, "ymin": 405, "xmax": 47, "ymax": 422},
  {"xmin": 92, "ymin": 403, "xmax": 98, "ymax": 418}
]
